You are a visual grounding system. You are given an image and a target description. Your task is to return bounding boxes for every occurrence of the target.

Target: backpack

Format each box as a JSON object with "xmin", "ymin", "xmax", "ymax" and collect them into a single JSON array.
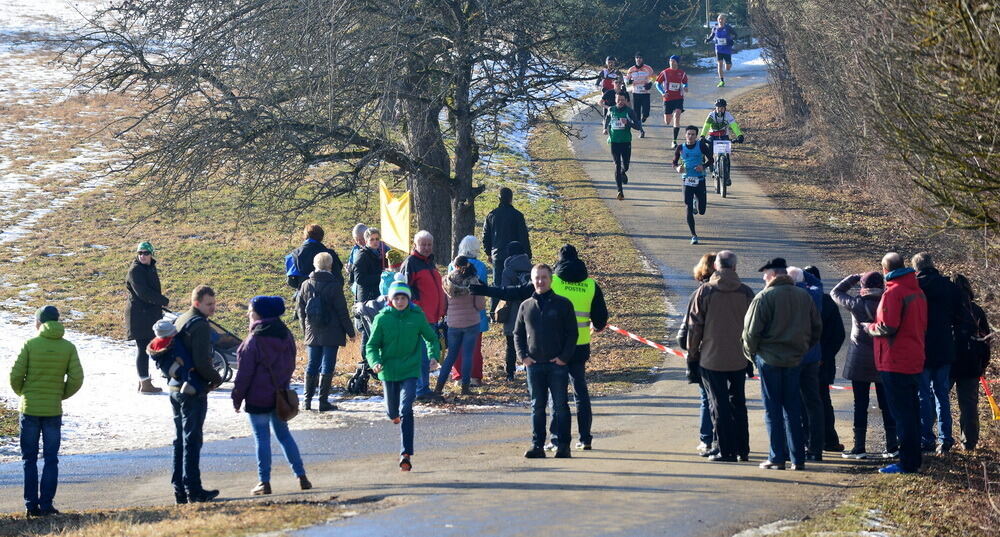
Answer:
[
  {"xmin": 304, "ymin": 284, "xmax": 332, "ymax": 326},
  {"xmin": 515, "ymin": 270, "xmax": 531, "ymax": 287},
  {"xmin": 152, "ymin": 317, "xmax": 207, "ymax": 395}
]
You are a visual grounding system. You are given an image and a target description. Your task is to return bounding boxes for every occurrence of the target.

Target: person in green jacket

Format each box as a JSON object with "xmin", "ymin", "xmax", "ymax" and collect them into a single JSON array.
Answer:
[
  {"xmin": 602, "ymin": 92, "xmax": 642, "ymax": 201},
  {"xmin": 9, "ymin": 306, "xmax": 84, "ymax": 517},
  {"xmin": 365, "ymin": 281, "xmax": 441, "ymax": 471}
]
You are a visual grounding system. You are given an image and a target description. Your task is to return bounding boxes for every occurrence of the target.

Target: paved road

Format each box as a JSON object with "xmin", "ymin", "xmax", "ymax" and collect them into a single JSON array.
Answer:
[{"xmin": 0, "ymin": 64, "xmax": 868, "ymax": 536}]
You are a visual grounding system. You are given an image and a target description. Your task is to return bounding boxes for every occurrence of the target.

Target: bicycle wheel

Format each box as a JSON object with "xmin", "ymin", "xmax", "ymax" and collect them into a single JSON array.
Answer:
[
  {"xmin": 715, "ymin": 168, "xmax": 721, "ymax": 194},
  {"xmin": 721, "ymin": 155, "xmax": 730, "ymax": 198}
]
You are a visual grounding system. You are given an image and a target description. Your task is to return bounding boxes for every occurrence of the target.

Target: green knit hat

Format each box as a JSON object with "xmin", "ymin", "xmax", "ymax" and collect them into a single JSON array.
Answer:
[
  {"xmin": 386, "ymin": 249, "xmax": 405, "ymax": 268},
  {"xmin": 388, "ymin": 281, "xmax": 412, "ymax": 299},
  {"xmin": 136, "ymin": 241, "xmax": 155, "ymax": 255}
]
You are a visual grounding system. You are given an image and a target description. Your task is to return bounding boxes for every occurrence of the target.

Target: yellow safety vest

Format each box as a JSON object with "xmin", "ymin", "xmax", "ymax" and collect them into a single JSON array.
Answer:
[{"xmin": 551, "ymin": 275, "xmax": 596, "ymax": 345}]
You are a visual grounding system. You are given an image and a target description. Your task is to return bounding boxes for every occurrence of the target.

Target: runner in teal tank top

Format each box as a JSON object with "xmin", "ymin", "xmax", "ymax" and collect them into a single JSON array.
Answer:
[
  {"xmin": 672, "ymin": 126, "xmax": 714, "ymax": 244},
  {"xmin": 602, "ymin": 92, "xmax": 641, "ymax": 200}
]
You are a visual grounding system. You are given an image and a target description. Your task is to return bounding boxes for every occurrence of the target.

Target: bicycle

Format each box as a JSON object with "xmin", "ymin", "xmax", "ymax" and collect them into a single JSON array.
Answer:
[{"xmin": 710, "ymin": 137, "xmax": 732, "ymax": 198}]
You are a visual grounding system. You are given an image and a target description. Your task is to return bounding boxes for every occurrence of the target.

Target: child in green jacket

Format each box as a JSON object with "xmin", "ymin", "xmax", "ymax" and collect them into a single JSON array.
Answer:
[
  {"xmin": 9, "ymin": 306, "xmax": 84, "ymax": 517},
  {"xmin": 365, "ymin": 281, "xmax": 441, "ymax": 471}
]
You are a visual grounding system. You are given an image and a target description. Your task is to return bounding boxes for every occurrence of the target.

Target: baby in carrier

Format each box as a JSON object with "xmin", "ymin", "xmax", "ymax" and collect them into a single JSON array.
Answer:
[{"xmin": 148, "ymin": 319, "xmax": 205, "ymax": 395}]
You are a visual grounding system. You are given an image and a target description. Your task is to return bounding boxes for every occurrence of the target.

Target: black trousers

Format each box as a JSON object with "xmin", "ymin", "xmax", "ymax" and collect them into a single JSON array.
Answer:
[
  {"xmin": 701, "ymin": 367, "xmax": 749, "ymax": 458},
  {"xmin": 632, "ymin": 93, "xmax": 651, "ymax": 123},
  {"xmin": 504, "ymin": 333, "xmax": 517, "ymax": 378},
  {"xmin": 611, "ymin": 142, "xmax": 631, "ymax": 191},
  {"xmin": 135, "ymin": 338, "xmax": 152, "ymax": 380},
  {"xmin": 819, "ymin": 383, "xmax": 841, "ymax": 448},
  {"xmin": 683, "ymin": 180, "xmax": 707, "ymax": 235}
]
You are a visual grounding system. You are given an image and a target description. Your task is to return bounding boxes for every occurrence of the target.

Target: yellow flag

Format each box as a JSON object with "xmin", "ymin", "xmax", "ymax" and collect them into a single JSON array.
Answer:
[{"xmin": 379, "ymin": 180, "xmax": 411, "ymax": 251}]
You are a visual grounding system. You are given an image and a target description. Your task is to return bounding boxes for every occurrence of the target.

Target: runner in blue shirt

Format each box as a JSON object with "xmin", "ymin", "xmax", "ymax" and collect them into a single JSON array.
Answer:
[{"xmin": 704, "ymin": 13, "xmax": 737, "ymax": 87}]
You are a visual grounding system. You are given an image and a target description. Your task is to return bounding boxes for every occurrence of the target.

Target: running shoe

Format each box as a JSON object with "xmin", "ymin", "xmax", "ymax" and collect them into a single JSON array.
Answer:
[
  {"xmin": 717, "ymin": 80, "xmax": 726, "ymax": 87},
  {"xmin": 671, "ymin": 140, "xmax": 677, "ymax": 149},
  {"xmin": 878, "ymin": 463, "xmax": 914, "ymax": 474},
  {"xmin": 640, "ymin": 130, "xmax": 646, "ymax": 138},
  {"xmin": 842, "ymin": 448, "xmax": 868, "ymax": 460},
  {"xmin": 690, "ymin": 236, "xmax": 699, "ymax": 245},
  {"xmin": 621, "ymin": 171, "xmax": 629, "ymax": 184},
  {"xmin": 692, "ymin": 197, "xmax": 699, "ymax": 213},
  {"xmin": 617, "ymin": 191, "xmax": 624, "ymax": 201}
]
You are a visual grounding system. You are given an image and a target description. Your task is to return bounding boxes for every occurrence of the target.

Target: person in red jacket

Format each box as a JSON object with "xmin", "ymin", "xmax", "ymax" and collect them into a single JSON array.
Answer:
[
  {"xmin": 866, "ymin": 252, "xmax": 928, "ymax": 474},
  {"xmin": 400, "ymin": 230, "xmax": 447, "ymax": 400}
]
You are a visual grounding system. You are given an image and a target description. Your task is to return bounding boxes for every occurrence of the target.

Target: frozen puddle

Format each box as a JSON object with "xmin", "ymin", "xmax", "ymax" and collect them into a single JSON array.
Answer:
[{"xmin": 0, "ymin": 311, "xmax": 467, "ymax": 462}]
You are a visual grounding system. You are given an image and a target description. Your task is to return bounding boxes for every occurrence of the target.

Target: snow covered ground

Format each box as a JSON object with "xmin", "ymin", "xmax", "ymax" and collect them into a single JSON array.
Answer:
[{"xmin": 696, "ymin": 47, "xmax": 769, "ymax": 71}]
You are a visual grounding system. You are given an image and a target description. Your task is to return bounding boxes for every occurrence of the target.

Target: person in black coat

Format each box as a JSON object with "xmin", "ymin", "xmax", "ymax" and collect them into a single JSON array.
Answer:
[
  {"xmin": 804, "ymin": 266, "xmax": 847, "ymax": 452},
  {"xmin": 951, "ymin": 274, "xmax": 993, "ymax": 451},
  {"xmin": 126, "ymin": 241, "xmax": 169, "ymax": 393},
  {"xmin": 350, "ymin": 228, "xmax": 386, "ymax": 303},
  {"xmin": 482, "ymin": 187, "xmax": 531, "ymax": 298},
  {"xmin": 912, "ymin": 253, "xmax": 975, "ymax": 453}
]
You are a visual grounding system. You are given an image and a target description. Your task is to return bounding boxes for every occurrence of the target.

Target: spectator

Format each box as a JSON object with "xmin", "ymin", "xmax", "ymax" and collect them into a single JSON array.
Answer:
[
  {"xmin": 9, "ymin": 306, "xmax": 84, "ymax": 517},
  {"xmin": 345, "ymin": 223, "xmax": 368, "ymax": 297},
  {"xmin": 482, "ymin": 187, "xmax": 531, "ymax": 297},
  {"xmin": 951, "ymin": 274, "xmax": 992, "ymax": 452},
  {"xmin": 831, "ymin": 271, "xmax": 898, "ymax": 459},
  {"xmin": 351, "ymin": 228, "xmax": 387, "ymax": 304},
  {"xmin": 171, "ymin": 285, "xmax": 224, "ymax": 503},
  {"xmin": 365, "ymin": 281, "xmax": 442, "ymax": 471},
  {"xmin": 677, "ymin": 252, "xmax": 720, "ymax": 457},
  {"xmin": 380, "ymin": 250, "xmax": 406, "ymax": 296},
  {"xmin": 804, "ymin": 265, "xmax": 847, "ymax": 453},
  {"xmin": 687, "ymin": 251, "xmax": 755, "ymax": 462},
  {"xmin": 284, "ymin": 224, "xmax": 343, "ymax": 292},
  {"xmin": 438, "ymin": 256, "xmax": 486, "ymax": 396},
  {"xmin": 516, "ymin": 264, "xmax": 578, "ymax": 459},
  {"xmin": 125, "ymin": 241, "xmax": 169, "ymax": 393},
  {"xmin": 448, "ymin": 235, "xmax": 489, "ymax": 385},
  {"xmin": 232, "ymin": 296, "xmax": 312, "ymax": 496},
  {"xmin": 867, "ymin": 252, "xmax": 928, "ymax": 474},
  {"xmin": 400, "ymin": 230, "xmax": 447, "ymax": 400},
  {"xmin": 498, "ymin": 241, "xmax": 532, "ymax": 380},
  {"xmin": 743, "ymin": 258, "xmax": 821, "ymax": 471},
  {"xmin": 296, "ymin": 252, "xmax": 356, "ymax": 411},
  {"xmin": 912, "ymin": 252, "xmax": 972, "ymax": 454},
  {"xmin": 788, "ymin": 266, "xmax": 826, "ymax": 461}
]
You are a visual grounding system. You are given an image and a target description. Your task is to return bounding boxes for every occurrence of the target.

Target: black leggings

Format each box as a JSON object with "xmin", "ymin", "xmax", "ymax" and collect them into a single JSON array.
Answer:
[
  {"xmin": 135, "ymin": 337, "xmax": 152, "ymax": 380},
  {"xmin": 632, "ymin": 93, "xmax": 650, "ymax": 123},
  {"xmin": 610, "ymin": 142, "xmax": 631, "ymax": 190},
  {"xmin": 683, "ymin": 181, "xmax": 707, "ymax": 235}
]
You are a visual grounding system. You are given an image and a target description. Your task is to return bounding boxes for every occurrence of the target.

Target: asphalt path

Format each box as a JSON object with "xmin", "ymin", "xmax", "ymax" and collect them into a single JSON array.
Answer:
[{"xmin": 0, "ymin": 64, "xmax": 869, "ymax": 536}]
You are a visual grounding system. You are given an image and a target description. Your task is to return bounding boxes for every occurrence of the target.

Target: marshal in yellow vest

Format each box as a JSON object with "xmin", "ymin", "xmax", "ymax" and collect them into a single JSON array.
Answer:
[{"xmin": 551, "ymin": 275, "xmax": 596, "ymax": 345}]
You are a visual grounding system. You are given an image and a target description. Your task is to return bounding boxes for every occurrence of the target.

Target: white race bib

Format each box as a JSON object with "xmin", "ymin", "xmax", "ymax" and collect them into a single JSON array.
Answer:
[
  {"xmin": 683, "ymin": 175, "xmax": 701, "ymax": 187},
  {"xmin": 612, "ymin": 118, "xmax": 627, "ymax": 130},
  {"xmin": 715, "ymin": 37, "xmax": 727, "ymax": 45},
  {"xmin": 713, "ymin": 140, "xmax": 732, "ymax": 154},
  {"xmin": 667, "ymin": 82, "xmax": 681, "ymax": 91},
  {"xmin": 631, "ymin": 72, "xmax": 648, "ymax": 83}
]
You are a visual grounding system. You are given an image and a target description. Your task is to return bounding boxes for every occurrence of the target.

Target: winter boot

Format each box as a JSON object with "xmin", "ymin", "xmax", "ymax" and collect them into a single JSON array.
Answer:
[
  {"xmin": 298, "ymin": 475, "xmax": 312, "ymax": 490},
  {"xmin": 318, "ymin": 374, "xmax": 337, "ymax": 411},
  {"xmin": 304, "ymin": 375, "xmax": 319, "ymax": 411},
  {"xmin": 138, "ymin": 378, "xmax": 162, "ymax": 394},
  {"xmin": 433, "ymin": 372, "xmax": 448, "ymax": 396},
  {"xmin": 461, "ymin": 382, "xmax": 472, "ymax": 396}
]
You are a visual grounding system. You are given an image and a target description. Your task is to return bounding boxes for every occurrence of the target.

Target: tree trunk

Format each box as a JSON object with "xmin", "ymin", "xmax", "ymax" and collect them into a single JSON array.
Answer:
[
  {"xmin": 400, "ymin": 95, "xmax": 453, "ymax": 262},
  {"xmin": 450, "ymin": 57, "xmax": 483, "ymax": 260}
]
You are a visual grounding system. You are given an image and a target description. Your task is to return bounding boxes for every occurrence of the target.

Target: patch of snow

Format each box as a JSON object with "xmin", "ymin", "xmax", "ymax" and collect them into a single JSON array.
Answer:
[
  {"xmin": 86, "ymin": 244, "xmax": 108, "ymax": 250},
  {"xmin": 696, "ymin": 48, "xmax": 769, "ymax": 71}
]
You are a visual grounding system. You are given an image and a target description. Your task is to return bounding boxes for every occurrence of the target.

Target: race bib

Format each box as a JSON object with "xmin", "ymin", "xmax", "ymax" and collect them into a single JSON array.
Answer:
[
  {"xmin": 713, "ymin": 140, "xmax": 732, "ymax": 154},
  {"xmin": 715, "ymin": 37, "xmax": 728, "ymax": 45},
  {"xmin": 631, "ymin": 72, "xmax": 648, "ymax": 83},
  {"xmin": 667, "ymin": 82, "xmax": 681, "ymax": 91},
  {"xmin": 683, "ymin": 175, "xmax": 701, "ymax": 187},
  {"xmin": 612, "ymin": 118, "xmax": 627, "ymax": 130}
]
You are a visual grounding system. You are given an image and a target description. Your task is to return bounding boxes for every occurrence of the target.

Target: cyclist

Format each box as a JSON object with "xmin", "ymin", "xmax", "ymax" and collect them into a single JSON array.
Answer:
[
  {"xmin": 704, "ymin": 14, "xmax": 737, "ymax": 87},
  {"xmin": 655, "ymin": 54, "xmax": 688, "ymax": 149},
  {"xmin": 626, "ymin": 52, "xmax": 655, "ymax": 138},
  {"xmin": 700, "ymin": 98, "xmax": 744, "ymax": 187},
  {"xmin": 603, "ymin": 92, "xmax": 641, "ymax": 201},
  {"xmin": 595, "ymin": 56, "xmax": 621, "ymax": 92},
  {"xmin": 673, "ymin": 126, "xmax": 714, "ymax": 245}
]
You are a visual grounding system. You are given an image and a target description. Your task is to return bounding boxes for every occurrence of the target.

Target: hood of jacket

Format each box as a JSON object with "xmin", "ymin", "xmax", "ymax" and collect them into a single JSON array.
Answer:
[
  {"xmin": 309, "ymin": 269, "xmax": 343, "ymax": 285},
  {"xmin": 445, "ymin": 269, "xmax": 479, "ymax": 296},
  {"xmin": 554, "ymin": 257, "xmax": 588, "ymax": 283},
  {"xmin": 765, "ymin": 274, "xmax": 794, "ymax": 288},
  {"xmin": 251, "ymin": 318, "xmax": 290, "ymax": 339},
  {"xmin": 709, "ymin": 268, "xmax": 745, "ymax": 292},
  {"xmin": 505, "ymin": 253, "xmax": 533, "ymax": 273},
  {"xmin": 38, "ymin": 321, "xmax": 65, "ymax": 340},
  {"xmin": 887, "ymin": 269, "xmax": 920, "ymax": 292}
]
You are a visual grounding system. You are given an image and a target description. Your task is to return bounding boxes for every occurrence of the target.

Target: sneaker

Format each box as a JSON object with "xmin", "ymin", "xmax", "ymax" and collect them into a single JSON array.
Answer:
[
  {"xmin": 544, "ymin": 442, "xmax": 557, "ymax": 451},
  {"xmin": 700, "ymin": 447, "xmax": 720, "ymax": 458},
  {"xmin": 692, "ymin": 197, "xmax": 698, "ymax": 213},
  {"xmin": 690, "ymin": 236, "xmax": 699, "ymax": 245},
  {"xmin": 759, "ymin": 460, "xmax": 785, "ymax": 470},
  {"xmin": 399, "ymin": 454, "xmax": 412, "ymax": 472},
  {"xmin": 25, "ymin": 506, "xmax": 42, "ymax": 518},
  {"xmin": 524, "ymin": 447, "xmax": 546, "ymax": 459},
  {"xmin": 717, "ymin": 80, "xmax": 726, "ymax": 87},
  {"xmin": 640, "ymin": 130, "xmax": 646, "ymax": 138},
  {"xmin": 617, "ymin": 191, "xmax": 624, "ymax": 201},
  {"xmin": 789, "ymin": 463, "xmax": 805, "ymax": 471},
  {"xmin": 251, "ymin": 482, "xmax": 271, "ymax": 496},
  {"xmin": 696, "ymin": 442, "xmax": 711, "ymax": 454},
  {"xmin": 737, "ymin": 454, "xmax": 750, "ymax": 462},
  {"xmin": 576, "ymin": 442, "xmax": 592, "ymax": 450},
  {"xmin": 842, "ymin": 448, "xmax": 868, "ymax": 460},
  {"xmin": 881, "ymin": 450, "xmax": 899, "ymax": 459},
  {"xmin": 878, "ymin": 463, "xmax": 913, "ymax": 474},
  {"xmin": 936, "ymin": 441, "xmax": 953, "ymax": 454},
  {"xmin": 188, "ymin": 489, "xmax": 220, "ymax": 503},
  {"xmin": 708, "ymin": 453, "xmax": 737, "ymax": 462},
  {"xmin": 39, "ymin": 507, "xmax": 60, "ymax": 516},
  {"xmin": 621, "ymin": 172, "xmax": 629, "ymax": 184},
  {"xmin": 671, "ymin": 140, "xmax": 677, "ymax": 149}
]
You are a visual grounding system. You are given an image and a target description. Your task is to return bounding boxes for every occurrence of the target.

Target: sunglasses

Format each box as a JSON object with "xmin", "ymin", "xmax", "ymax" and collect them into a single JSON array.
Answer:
[{"xmin": 137, "ymin": 251, "xmax": 152, "ymax": 256}]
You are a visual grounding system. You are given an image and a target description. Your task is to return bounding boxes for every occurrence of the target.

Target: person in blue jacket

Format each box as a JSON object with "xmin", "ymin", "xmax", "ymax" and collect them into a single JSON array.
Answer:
[
  {"xmin": 705, "ymin": 13, "xmax": 737, "ymax": 87},
  {"xmin": 789, "ymin": 266, "xmax": 826, "ymax": 461},
  {"xmin": 284, "ymin": 224, "xmax": 343, "ymax": 291}
]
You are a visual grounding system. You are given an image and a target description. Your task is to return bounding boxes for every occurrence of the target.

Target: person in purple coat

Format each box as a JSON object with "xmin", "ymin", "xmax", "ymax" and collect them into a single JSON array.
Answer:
[{"xmin": 232, "ymin": 296, "xmax": 312, "ymax": 496}]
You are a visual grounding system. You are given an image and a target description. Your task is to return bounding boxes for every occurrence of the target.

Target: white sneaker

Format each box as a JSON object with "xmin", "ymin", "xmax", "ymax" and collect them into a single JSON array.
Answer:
[{"xmin": 690, "ymin": 236, "xmax": 699, "ymax": 245}]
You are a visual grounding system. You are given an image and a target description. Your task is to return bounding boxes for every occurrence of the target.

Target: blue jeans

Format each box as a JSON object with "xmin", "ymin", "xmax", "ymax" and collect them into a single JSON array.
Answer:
[
  {"xmin": 698, "ymin": 383, "xmax": 714, "ymax": 446},
  {"xmin": 416, "ymin": 342, "xmax": 431, "ymax": 397},
  {"xmin": 170, "ymin": 392, "xmax": 208, "ymax": 493},
  {"xmin": 20, "ymin": 414, "xmax": 61, "ymax": 510},
  {"xmin": 440, "ymin": 325, "xmax": 478, "ymax": 385},
  {"xmin": 880, "ymin": 371, "xmax": 922, "ymax": 472},
  {"xmin": 248, "ymin": 412, "xmax": 306, "ymax": 482},
  {"xmin": 527, "ymin": 361, "xmax": 570, "ymax": 449},
  {"xmin": 756, "ymin": 357, "xmax": 805, "ymax": 465},
  {"xmin": 383, "ymin": 377, "xmax": 417, "ymax": 455},
  {"xmin": 550, "ymin": 348, "xmax": 593, "ymax": 445},
  {"xmin": 918, "ymin": 364, "xmax": 953, "ymax": 447},
  {"xmin": 306, "ymin": 345, "xmax": 338, "ymax": 376}
]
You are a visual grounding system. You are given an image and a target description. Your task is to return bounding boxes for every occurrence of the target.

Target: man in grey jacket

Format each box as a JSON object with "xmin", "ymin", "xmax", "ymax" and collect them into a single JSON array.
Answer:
[
  {"xmin": 687, "ymin": 251, "xmax": 755, "ymax": 462},
  {"xmin": 514, "ymin": 264, "xmax": 578, "ymax": 459},
  {"xmin": 743, "ymin": 258, "xmax": 822, "ymax": 471}
]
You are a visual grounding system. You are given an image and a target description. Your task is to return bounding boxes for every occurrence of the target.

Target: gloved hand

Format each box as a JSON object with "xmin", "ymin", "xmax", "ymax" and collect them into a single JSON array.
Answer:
[
  {"xmin": 686, "ymin": 362, "xmax": 702, "ymax": 384},
  {"xmin": 745, "ymin": 360, "xmax": 755, "ymax": 379},
  {"xmin": 469, "ymin": 283, "xmax": 488, "ymax": 296},
  {"xmin": 676, "ymin": 333, "xmax": 687, "ymax": 351},
  {"xmin": 736, "ymin": 134, "xmax": 745, "ymax": 144},
  {"xmin": 644, "ymin": 82, "xmax": 653, "ymax": 90}
]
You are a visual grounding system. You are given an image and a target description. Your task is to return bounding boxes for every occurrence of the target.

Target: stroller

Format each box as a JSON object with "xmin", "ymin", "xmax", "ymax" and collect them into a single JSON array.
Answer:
[
  {"xmin": 161, "ymin": 309, "xmax": 239, "ymax": 383},
  {"xmin": 347, "ymin": 298, "xmax": 382, "ymax": 395}
]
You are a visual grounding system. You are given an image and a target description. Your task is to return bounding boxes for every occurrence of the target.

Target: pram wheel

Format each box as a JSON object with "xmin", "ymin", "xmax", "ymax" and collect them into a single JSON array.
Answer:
[{"xmin": 347, "ymin": 364, "xmax": 369, "ymax": 395}]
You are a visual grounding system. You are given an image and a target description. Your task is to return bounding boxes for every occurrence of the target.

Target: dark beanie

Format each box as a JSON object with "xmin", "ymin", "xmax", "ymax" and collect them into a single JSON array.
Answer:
[
  {"xmin": 36, "ymin": 305, "xmax": 59, "ymax": 323},
  {"xmin": 804, "ymin": 265, "xmax": 821, "ymax": 279},
  {"xmin": 506, "ymin": 241, "xmax": 525, "ymax": 257},
  {"xmin": 860, "ymin": 271, "xmax": 885, "ymax": 289},
  {"xmin": 559, "ymin": 244, "xmax": 578, "ymax": 261},
  {"xmin": 250, "ymin": 296, "xmax": 286, "ymax": 319}
]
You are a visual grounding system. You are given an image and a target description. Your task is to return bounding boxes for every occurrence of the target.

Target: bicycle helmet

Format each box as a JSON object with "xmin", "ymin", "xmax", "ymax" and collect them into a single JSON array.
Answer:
[
  {"xmin": 714, "ymin": 98, "xmax": 728, "ymax": 108},
  {"xmin": 605, "ymin": 55, "xmax": 617, "ymax": 63},
  {"xmin": 669, "ymin": 55, "xmax": 680, "ymax": 62}
]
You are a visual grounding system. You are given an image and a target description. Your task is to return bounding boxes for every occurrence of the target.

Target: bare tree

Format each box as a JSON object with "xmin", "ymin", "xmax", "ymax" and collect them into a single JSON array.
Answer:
[{"xmin": 61, "ymin": 0, "xmax": 614, "ymax": 259}]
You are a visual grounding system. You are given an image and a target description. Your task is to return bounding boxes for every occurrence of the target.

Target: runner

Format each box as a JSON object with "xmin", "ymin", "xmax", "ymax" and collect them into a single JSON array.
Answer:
[
  {"xmin": 655, "ymin": 54, "xmax": 689, "ymax": 149},
  {"xmin": 704, "ymin": 13, "xmax": 737, "ymax": 87},
  {"xmin": 700, "ymin": 98, "xmax": 745, "ymax": 187},
  {"xmin": 672, "ymin": 126, "xmax": 714, "ymax": 244},
  {"xmin": 594, "ymin": 56, "xmax": 621, "ymax": 92},
  {"xmin": 601, "ymin": 77, "xmax": 631, "ymax": 122},
  {"xmin": 603, "ymin": 92, "xmax": 641, "ymax": 201},
  {"xmin": 626, "ymin": 52, "xmax": 655, "ymax": 138}
]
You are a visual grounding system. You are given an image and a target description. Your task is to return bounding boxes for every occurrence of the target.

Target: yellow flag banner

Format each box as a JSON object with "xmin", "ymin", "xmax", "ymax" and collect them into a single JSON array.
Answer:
[{"xmin": 379, "ymin": 180, "xmax": 411, "ymax": 251}]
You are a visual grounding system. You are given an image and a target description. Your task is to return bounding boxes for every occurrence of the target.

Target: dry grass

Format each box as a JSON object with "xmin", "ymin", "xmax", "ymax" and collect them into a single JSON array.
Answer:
[
  {"xmin": 0, "ymin": 405, "xmax": 17, "ymax": 438},
  {"xmin": 0, "ymin": 495, "xmax": 392, "ymax": 537}
]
